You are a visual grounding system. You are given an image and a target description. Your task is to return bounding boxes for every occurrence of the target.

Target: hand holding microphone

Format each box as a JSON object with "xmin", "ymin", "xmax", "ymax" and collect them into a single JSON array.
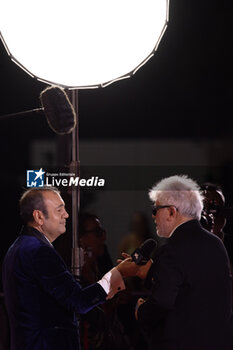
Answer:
[
  {"xmin": 131, "ymin": 238, "xmax": 157, "ymax": 265},
  {"xmin": 117, "ymin": 239, "xmax": 156, "ymax": 279}
]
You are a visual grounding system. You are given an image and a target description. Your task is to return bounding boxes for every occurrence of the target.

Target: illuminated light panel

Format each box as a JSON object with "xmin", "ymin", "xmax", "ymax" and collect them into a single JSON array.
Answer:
[{"xmin": 0, "ymin": 0, "xmax": 169, "ymax": 89}]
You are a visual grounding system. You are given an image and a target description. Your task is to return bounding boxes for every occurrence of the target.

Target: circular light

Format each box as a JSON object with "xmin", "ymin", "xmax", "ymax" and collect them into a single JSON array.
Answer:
[{"xmin": 0, "ymin": 0, "xmax": 169, "ymax": 89}]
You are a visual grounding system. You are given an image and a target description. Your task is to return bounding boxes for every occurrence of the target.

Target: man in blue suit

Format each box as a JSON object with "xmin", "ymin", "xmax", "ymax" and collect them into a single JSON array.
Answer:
[{"xmin": 2, "ymin": 187, "xmax": 139, "ymax": 350}]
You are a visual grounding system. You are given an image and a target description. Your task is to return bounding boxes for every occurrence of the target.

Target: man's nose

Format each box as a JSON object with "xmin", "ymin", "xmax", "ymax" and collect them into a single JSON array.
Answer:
[{"xmin": 64, "ymin": 210, "xmax": 69, "ymax": 218}]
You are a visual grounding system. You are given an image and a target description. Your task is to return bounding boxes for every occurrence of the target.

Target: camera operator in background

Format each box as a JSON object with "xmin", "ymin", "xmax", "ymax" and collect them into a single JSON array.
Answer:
[{"xmin": 200, "ymin": 182, "xmax": 233, "ymax": 271}]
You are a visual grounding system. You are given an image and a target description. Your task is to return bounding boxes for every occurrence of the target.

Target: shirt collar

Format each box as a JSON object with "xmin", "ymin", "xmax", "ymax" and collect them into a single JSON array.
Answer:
[
  {"xmin": 20, "ymin": 225, "xmax": 53, "ymax": 247},
  {"xmin": 169, "ymin": 219, "xmax": 193, "ymax": 237}
]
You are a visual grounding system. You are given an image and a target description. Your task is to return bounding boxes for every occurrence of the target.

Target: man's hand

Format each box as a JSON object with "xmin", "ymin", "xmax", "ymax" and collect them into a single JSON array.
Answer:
[
  {"xmin": 135, "ymin": 298, "xmax": 145, "ymax": 320},
  {"xmin": 136, "ymin": 259, "xmax": 152, "ymax": 279},
  {"xmin": 117, "ymin": 252, "xmax": 152, "ymax": 279},
  {"xmin": 116, "ymin": 257, "xmax": 139, "ymax": 278}
]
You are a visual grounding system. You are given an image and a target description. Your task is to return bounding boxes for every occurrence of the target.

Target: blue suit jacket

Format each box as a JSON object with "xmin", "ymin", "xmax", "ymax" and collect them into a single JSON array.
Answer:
[{"xmin": 2, "ymin": 226, "xmax": 107, "ymax": 350}]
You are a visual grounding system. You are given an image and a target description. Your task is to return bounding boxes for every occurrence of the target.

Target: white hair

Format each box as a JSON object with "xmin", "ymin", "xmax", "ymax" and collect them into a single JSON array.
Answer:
[{"xmin": 149, "ymin": 175, "xmax": 204, "ymax": 220}]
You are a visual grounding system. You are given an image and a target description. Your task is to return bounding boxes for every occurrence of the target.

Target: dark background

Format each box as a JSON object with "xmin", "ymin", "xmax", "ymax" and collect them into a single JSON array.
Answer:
[{"xmin": 0, "ymin": 0, "xmax": 233, "ymax": 279}]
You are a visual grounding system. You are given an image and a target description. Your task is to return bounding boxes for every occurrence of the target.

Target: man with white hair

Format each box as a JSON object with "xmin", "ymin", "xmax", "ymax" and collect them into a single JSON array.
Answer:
[{"xmin": 135, "ymin": 175, "xmax": 233, "ymax": 350}]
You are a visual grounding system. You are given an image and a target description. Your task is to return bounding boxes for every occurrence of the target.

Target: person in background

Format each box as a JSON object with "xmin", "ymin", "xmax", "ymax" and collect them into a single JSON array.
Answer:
[
  {"xmin": 79, "ymin": 213, "xmax": 113, "ymax": 283},
  {"xmin": 78, "ymin": 212, "xmax": 131, "ymax": 350},
  {"xmin": 200, "ymin": 182, "xmax": 233, "ymax": 305},
  {"xmin": 200, "ymin": 182, "xmax": 233, "ymax": 267},
  {"xmin": 117, "ymin": 212, "xmax": 153, "ymax": 350},
  {"xmin": 118, "ymin": 212, "xmax": 152, "ymax": 257}
]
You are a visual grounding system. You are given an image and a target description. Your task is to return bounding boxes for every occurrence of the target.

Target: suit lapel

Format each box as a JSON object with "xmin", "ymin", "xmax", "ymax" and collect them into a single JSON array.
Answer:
[{"xmin": 20, "ymin": 225, "xmax": 53, "ymax": 247}]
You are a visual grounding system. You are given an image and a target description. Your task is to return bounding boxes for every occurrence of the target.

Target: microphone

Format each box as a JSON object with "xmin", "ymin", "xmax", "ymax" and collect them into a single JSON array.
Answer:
[
  {"xmin": 0, "ymin": 86, "xmax": 76, "ymax": 135},
  {"xmin": 131, "ymin": 239, "xmax": 157, "ymax": 265},
  {"xmin": 40, "ymin": 86, "xmax": 76, "ymax": 135}
]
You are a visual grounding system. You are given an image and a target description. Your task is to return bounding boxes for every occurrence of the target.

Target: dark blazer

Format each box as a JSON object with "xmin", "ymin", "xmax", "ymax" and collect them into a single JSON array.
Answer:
[
  {"xmin": 138, "ymin": 220, "xmax": 233, "ymax": 350},
  {"xmin": 2, "ymin": 226, "xmax": 107, "ymax": 350}
]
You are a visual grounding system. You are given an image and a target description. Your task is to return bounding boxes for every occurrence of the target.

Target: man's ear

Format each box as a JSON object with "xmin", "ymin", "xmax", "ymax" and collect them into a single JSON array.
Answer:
[
  {"xmin": 168, "ymin": 206, "xmax": 176, "ymax": 219},
  {"xmin": 32, "ymin": 210, "xmax": 44, "ymax": 225}
]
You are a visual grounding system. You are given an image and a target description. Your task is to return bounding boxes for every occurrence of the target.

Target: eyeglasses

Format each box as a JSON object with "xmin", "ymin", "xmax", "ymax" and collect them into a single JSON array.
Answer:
[
  {"xmin": 84, "ymin": 227, "xmax": 106, "ymax": 237},
  {"xmin": 151, "ymin": 205, "xmax": 177, "ymax": 216}
]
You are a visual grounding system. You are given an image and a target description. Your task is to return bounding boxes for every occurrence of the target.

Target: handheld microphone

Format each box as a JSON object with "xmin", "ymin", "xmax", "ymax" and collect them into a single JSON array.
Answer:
[
  {"xmin": 131, "ymin": 239, "xmax": 157, "ymax": 265},
  {"xmin": 40, "ymin": 86, "xmax": 76, "ymax": 135}
]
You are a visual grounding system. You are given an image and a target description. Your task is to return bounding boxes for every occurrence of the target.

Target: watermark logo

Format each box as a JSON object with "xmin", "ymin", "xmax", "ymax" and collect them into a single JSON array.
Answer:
[
  {"xmin": 26, "ymin": 168, "xmax": 105, "ymax": 188},
  {"xmin": 27, "ymin": 168, "xmax": 45, "ymax": 187}
]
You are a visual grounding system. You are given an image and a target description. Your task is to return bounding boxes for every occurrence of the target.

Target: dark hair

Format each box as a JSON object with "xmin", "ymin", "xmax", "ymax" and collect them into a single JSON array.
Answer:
[
  {"xmin": 19, "ymin": 187, "xmax": 60, "ymax": 224},
  {"xmin": 78, "ymin": 212, "xmax": 99, "ymax": 236}
]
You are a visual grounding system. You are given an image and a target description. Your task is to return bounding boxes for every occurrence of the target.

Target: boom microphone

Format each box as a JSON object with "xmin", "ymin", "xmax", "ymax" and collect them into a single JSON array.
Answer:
[
  {"xmin": 0, "ymin": 86, "xmax": 77, "ymax": 135},
  {"xmin": 131, "ymin": 238, "xmax": 157, "ymax": 265},
  {"xmin": 40, "ymin": 86, "xmax": 76, "ymax": 135}
]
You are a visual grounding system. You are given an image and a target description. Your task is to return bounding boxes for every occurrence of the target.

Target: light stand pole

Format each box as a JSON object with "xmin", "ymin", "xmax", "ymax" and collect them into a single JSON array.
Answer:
[{"xmin": 70, "ymin": 89, "xmax": 82, "ymax": 278}]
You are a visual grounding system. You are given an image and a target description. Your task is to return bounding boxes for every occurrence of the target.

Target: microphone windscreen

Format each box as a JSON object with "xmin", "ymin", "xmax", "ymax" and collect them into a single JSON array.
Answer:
[
  {"xmin": 140, "ymin": 239, "xmax": 157, "ymax": 260},
  {"xmin": 40, "ymin": 86, "xmax": 76, "ymax": 135}
]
